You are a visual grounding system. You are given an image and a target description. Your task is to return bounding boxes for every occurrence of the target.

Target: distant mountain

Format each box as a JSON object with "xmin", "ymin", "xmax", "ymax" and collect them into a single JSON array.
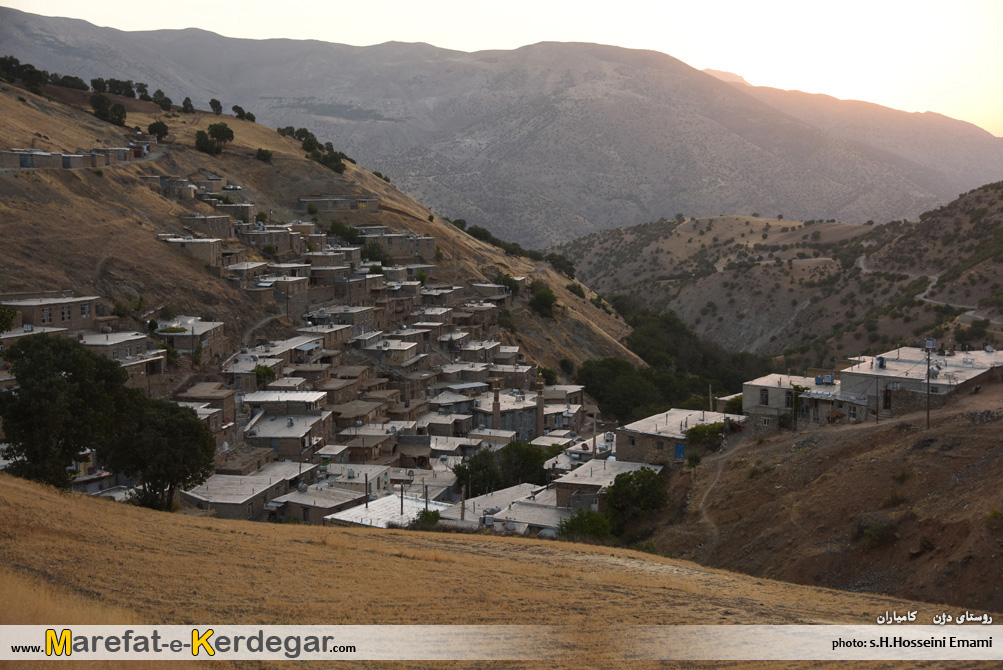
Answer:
[
  {"xmin": 4, "ymin": 7, "xmax": 1003, "ymax": 247},
  {"xmin": 703, "ymin": 69, "xmax": 751, "ymax": 85}
]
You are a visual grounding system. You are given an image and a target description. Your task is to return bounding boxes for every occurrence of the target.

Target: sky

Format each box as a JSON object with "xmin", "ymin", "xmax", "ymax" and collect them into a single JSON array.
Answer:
[{"xmin": 4, "ymin": 0, "xmax": 1002, "ymax": 136}]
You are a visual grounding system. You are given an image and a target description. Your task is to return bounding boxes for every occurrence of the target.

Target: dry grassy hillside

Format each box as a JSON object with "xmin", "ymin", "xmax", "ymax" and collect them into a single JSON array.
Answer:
[
  {"xmin": 647, "ymin": 382, "xmax": 1003, "ymax": 613},
  {"xmin": 0, "ymin": 82, "xmax": 637, "ymax": 371},
  {"xmin": 1, "ymin": 473, "xmax": 993, "ymax": 670}
]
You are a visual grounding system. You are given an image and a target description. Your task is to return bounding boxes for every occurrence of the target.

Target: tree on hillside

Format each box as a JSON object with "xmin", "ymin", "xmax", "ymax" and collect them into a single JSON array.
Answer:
[
  {"xmin": 604, "ymin": 467, "xmax": 669, "ymax": 534},
  {"xmin": 108, "ymin": 103, "xmax": 127, "ymax": 127},
  {"xmin": 194, "ymin": 129, "xmax": 216, "ymax": 155},
  {"xmin": 152, "ymin": 89, "xmax": 172, "ymax": 111},
  {"xmin": 147, "ymin": 121, "xmax": 169, "ymax": 142},
  {"xmin": 103, "ymin": 399, "xmax": 216, "ymax": 510},
  {"xmin": 90, "ymin": 92, "xmax": 111, "ymax": 121},
  {"xmin": 232, "ymin": 105, "xmax": 246, "ymax": 120},
  {"xmin": 209, "ymin": 98, "xmax": 222, "ymax": 115},
  {"xmin": 0, "ymin": 335, "xmax": 135, "ymax": 488},
  {"xmin": 528, "ymin": 280, "xmax": 558, "ymax": 318},
  {"xmin": 181, "ymin": 96, "xmax": 195, "ymax": 113},
  {"xmin": 207, "ymin": 122, "xmax": 234, "ymax": 153},
  {"xmin": 135, "ymin": 82, "xmax": 151, "ymax": 101},
  {"xmin": 451, "ymin": 448, "xmax": 502, "ymax": 498},
  {"xmin": 0, "ymin": 305, "xmax": 15, "ymax": 332},
  {"xmin": 89, "ymin": 77, "xmax": 106, "ymax": 93}
]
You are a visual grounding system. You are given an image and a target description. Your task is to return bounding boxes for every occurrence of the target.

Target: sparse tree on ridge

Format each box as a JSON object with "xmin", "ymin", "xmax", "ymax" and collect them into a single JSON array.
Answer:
[
  {"xmin": 209, "ymin": 98, "xmax": 222, "ymax": 115},
  {"xmin": 207, "ymin": 122, "xmax": 233, "ymax": 153},
  {"xmin": 147, "ymin": 121, "xmax": 169, "ymax": 141}
]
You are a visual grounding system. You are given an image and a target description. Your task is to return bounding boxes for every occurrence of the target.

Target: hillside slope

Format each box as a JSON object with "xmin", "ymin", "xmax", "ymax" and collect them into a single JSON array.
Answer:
[
  {"xmin": 0, "ymin": 473, "xmax": 983, "ymax": 669},
  {"xmin": 0, "ymin": 82, "xmax": 636, "ymax": 372},
  {"xmin": 4, "ymin": 7, "xmax": 1003, "ymax": 249},
  {"xmin": 648, "ymin": 384, "xmax": 1003, "ymax": 614},
  {"xmin": 555, "ymin": 180, "xmax": 1003, "ymax": 361}
]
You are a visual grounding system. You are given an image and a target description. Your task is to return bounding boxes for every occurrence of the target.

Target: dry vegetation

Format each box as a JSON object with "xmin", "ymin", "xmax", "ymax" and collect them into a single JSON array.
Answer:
[
  {"xmin": 1, "ymin": 473, "xmax": 995, "ymax": 670},
  {"xmin": 0, "ymin": 82, "xmax": 635, "ymax": 373},
  {"xmin": 644, "ymin": 383, "xmax": 1003, "ymax": 614}
]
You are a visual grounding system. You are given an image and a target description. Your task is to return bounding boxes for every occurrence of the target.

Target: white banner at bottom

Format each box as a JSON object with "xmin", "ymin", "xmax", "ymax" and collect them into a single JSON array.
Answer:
[{"xmin": 1, "ymin": 624, "xmax": 1000, "ymax": 661}]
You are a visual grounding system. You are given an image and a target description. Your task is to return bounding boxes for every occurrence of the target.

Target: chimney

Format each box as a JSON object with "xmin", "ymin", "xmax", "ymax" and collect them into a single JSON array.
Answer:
[
  {"xmin": 535, "ymin": 372, "xmax": 544, "ymax": 439},
  {"xmin": 492, "ymin": 378, "xmax": 501, "ymax": 429}
]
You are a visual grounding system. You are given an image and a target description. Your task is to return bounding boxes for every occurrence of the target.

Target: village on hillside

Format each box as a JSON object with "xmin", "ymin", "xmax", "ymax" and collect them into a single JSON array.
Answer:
[{"xmin": 4, "ymin": 130, "xmax": 1003, "ymax": 539}]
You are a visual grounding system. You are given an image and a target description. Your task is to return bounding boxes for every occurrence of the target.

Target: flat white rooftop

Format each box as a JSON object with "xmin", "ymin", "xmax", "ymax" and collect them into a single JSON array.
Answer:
[
  {"xmin": 553, "ymin": 460, "xmax": 663, "ymax": 488},
  {"xmin": 621, "ymin": 409, "xmax": 745, "ymax": 440},
  {"xmin": 185, "ymin": 461, "xmax": 317, "ymax": 504},
  {"xmin": 325, "ymin": 494, "xmax": 452, "ymax": 528}
]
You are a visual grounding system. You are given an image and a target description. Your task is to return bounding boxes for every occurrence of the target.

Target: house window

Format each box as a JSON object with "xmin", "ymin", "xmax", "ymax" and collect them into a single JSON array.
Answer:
[
  {"xmin": 41, "ymin": 308, "xmax": 52, "ymax": 324},
  {"xmin": 848, "ymin": 406, "xmax": 857, "ymax": 419},
  {"xmin": 112, "ymin": 348, "xmax": 119, "ymax": 360},
  {"xmin": 125, "ymin": 346, "xmax": 131, "ymax": 357},
  {"xmin": 930, "ymin": 386, "xmax": 939, "ymax": 394},
  {"xmin": 628, "ymin": 436, "xmax": 636, "ymax": 446},
  {"xmin": 247, "ymin": 502, "xmax": 254, "ymax": 519},
  {"xmin": 760, "ymin": 389, "xmax": 769, "ymax": 406},
  {"xmin": 761, "ymin": 417, "xmax": 772, "ymax": 427},
  {"xmin": 302, "ymin": 507, "xmax": 310, "ymax": 523},
  {"xmin": 81, "ymin": 303, "xmax": 91, "ymax": 318},
  {"xmin": 785, "ymin": 391, "xmax": 793, "ymax": 409},
  {"xmin": 61, "ymin": 306, "xmax": 71, "ymax": 322}
]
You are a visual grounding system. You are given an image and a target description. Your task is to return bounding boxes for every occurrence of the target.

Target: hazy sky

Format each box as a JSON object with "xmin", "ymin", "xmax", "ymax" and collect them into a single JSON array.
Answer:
[{"xmin": 5, "ymin": 0, "xmax": 1002, "ymax": 136}]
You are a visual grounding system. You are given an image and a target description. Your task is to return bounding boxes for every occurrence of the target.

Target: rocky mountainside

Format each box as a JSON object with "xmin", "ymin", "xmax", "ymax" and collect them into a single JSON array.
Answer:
[
  {"xmin": 0, "ymin": 82, "xmax": 635, "ymax": 375},
  {"xmin": 554, "ymin": 179, "xmax": 1003, "ymax": 362},
  {"xmin": 4, "ymin": 6, "xmax": 1003, "ymax": 249}
]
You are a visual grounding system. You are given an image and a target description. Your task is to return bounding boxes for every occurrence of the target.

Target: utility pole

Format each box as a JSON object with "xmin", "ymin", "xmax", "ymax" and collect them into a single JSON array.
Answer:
[{"xmin": 926, "ymin": 347, "xmax": 931, "ymax": 430}]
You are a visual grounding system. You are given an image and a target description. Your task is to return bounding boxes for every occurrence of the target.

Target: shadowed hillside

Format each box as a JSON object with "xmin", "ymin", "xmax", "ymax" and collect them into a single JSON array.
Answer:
[{"xmin": 4, "ymin": 6, "xmax": 1003, "ymax": 249}]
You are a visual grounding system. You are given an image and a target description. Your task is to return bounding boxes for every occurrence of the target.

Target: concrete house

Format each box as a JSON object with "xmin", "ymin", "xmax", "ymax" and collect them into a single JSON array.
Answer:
[
  {"xmin": 182, "ymin": 461, "xmax": 318, "ymax": 520},
  {"xmin": 617, "ymin": 409, "xmax": 746, "ymax": 465}
]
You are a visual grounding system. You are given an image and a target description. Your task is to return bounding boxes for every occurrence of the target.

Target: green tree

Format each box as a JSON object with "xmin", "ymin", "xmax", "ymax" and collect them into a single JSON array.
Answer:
[
  {"xmin": 253, "ymin": 364, "xmax": 276, "ymax": 387},
  {"xmin": 108, "ymin": 103, "xmax": 127, "ymax": 126},
  {"xmin": 0, "ymin": 305, "xmax": 15, "ymax": 332},
  {"xmin": 103, "ymin": 399, "xmax": 216, "ymax": 510},
  {"xmin": 452, "ymin": 449, "xmax": 502, "ymax": 498},
  {"xmin": 493, "ymin": 273, "xmax": 520, "ymax": 297},
  {"xmin": 0, "ymin": 335, "xmax": 134, "ymax": 488},
  {"xmin": 362, "ymin": 242, "xmax": 393, "ymax": 265},
  {"xmin": 604, "ymin": 467, "xmax": 669, "ymax": 534},
  {"xmin": 194, "ymin": 130, "xmax": 216, "ymax": 155},
  {"xmin": 147, "ymin": 121, "xmax": 169, "ymax": 141},
  {"xmin": 181, "ymin": 96, "xmax": 195, "ymax": 113},
  {"xmin": 255, "ymin": 148, "xmax": 273, "ymax": 162},
  {"xmin": 90, "ymin": 92, "xmax": 111, "ymax": 121},
  {"xmin": 528, "ymin": 280, "xmax": 558, "ymax": 318},
  {"xmin": 724, "ymin": 394, "xmax": 744, "ymax": 415},
  {"xmin": 559, "ymin": 508, "xmax": 612, "ymax": 541},
  {"xmin": 540, "ymin": 367, "xmax": 557, "ymax": 386},
  {"xmin": 497, "ymin": 441, "xmax": 556, "ymax": 487},
  {"xmin": 231, "ymin": 104, "xmax": 246, "ymax": 120},
  {"xmin": 684, "ymin": 423, "xmax": 724, "ymax": 451},
  {"xmin": 151, "ymin": 89, "xmax": 172, "ymax": 111},
  {"xmin": 209, "ymin": 98, "xmax": 222, "ymax": 115},
  {"xmin": 329, "ymin": 220, "xmax": 362, "ymax": 244},
  {"xmin": 407, "ymin": 509, "xmax": 441, "ymax": 531},
  {"xmin": 566, "ymin": 283, "xmax": 586, "ymax": 299},
  {"xmin": 90, "ymin": 77, "xmax": 107, "ymax": 93},
  {"xmin": 207, "ymin": 122, "xmax": 234, "ymax": 153}
]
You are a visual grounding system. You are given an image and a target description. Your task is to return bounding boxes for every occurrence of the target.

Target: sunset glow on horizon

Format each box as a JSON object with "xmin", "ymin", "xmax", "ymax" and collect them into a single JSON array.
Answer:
[{"xmin": 3, "ymin": 0, "xmax": 1001, "ymax": 136}]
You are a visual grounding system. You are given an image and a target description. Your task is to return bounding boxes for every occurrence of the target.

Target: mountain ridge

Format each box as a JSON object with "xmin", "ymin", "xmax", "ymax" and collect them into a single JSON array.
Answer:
[{"xmin": 4, "ymin": 5, "xmax": 1002, "ymax": 248}]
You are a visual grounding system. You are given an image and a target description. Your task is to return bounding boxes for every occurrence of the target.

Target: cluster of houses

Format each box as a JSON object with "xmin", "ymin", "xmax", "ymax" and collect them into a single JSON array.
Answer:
[
  {"xmin": 1, "ymin": 131, "xmax": 158, "ymax": 169},
  {"xmin": 7, "ymin": 152, "xmax": 1002, "ymax": 538}
]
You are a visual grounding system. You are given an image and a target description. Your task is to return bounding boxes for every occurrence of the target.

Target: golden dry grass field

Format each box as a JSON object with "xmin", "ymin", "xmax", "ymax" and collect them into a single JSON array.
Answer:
[{"xmin": 1, "ymin": 473, "xmax": 998, "ymax": 670}]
